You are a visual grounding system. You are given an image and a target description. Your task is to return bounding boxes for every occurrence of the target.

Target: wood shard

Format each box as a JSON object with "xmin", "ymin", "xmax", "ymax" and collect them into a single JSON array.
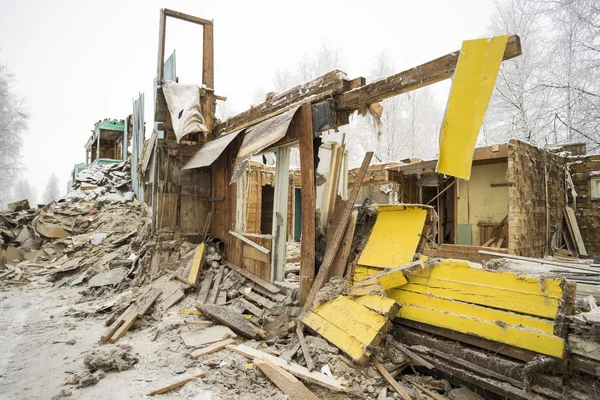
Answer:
[{"xmin": 254, "ymin": 358, "xmax": 320, "ymax": 400}]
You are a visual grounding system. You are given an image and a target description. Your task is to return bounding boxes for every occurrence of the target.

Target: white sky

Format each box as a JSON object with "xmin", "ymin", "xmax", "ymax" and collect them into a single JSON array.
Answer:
[{"xmin": 0, "ymin": 0, "xmax": 494, "ymax": 198}]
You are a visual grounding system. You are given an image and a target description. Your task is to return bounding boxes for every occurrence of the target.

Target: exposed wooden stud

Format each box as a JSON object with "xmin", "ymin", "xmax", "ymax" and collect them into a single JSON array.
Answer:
[
  {"xmin": 301, "ymin": 152, "xmax": 373, "ymax": 312},
  {"xmin": 271, "ymin": 146, "xmax": 291, "ymax": 283},
  {"xmin": 200, "ymin": 211, "xmax": 212, "ymax": 242},
  {"xmin": 296, "ymin": 323, "xmax": 315, "ymax": 371},
  {"xmin": 297, "ymin": 104, "xmax": 316, "ymax": 305},
  {"xmin": 207, "ymin": 265, "xmax": 224, "ymax": 304}
]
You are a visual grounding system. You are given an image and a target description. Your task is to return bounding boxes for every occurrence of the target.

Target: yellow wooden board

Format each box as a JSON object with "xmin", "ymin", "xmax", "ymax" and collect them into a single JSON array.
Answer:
[
  {"xmin": 353, "ymin": 295, "xmax": 398, "ymax": 316},
  {"xmin": 397, "ymin": 304, "xmax": 564, "ymax": 358},
  {"xmin": 188, "ymin": 243, "xmax": 206, "ymax": 286},
  {"xmin": 357, "ymin": 205, "xmax": 427, "ymax": 268},
  {"xmin": 437, "ymin": 35, "xmax": 509, "ymax": 180},
  {"xmin": 401, "ymin": 259, "xmax": 563, "ymax": 319},
  {"xmin": 388, "ymin": 289, "xmax": 555, "ymax": 334},
  {"xmin": 302, "ymin": 311, "xmax": 368, "ymax": 361}
]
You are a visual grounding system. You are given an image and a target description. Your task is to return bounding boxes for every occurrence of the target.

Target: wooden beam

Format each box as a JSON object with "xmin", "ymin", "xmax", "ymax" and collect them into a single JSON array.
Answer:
[
  {"xmin": 163, "ymin": 8, "xmax": 213, "ymax": 26},
  {"xmin": 217, "ymin": 70, "xmax": 348, "ymax": 134},
  {"xmin": 147, "ymin": 374, "xmax": 206, "ymax": 396},
  {"xmin": 336, "ymin": 35, "xmax": 521, "ymax": 111},
  {"xmin": 271, "ymin": 146, "xmax": 290, "ymax": 283},
  {"xmin": 297, "ymin": 104, "xmax": 316, "ymax": 305},
  {"xmin": 296, "ymin": 323, "xmax": 315, "ymax": 372},
  {"xmin": 301, "ymin": 152, "xmax": 373, "ymax": 312}
]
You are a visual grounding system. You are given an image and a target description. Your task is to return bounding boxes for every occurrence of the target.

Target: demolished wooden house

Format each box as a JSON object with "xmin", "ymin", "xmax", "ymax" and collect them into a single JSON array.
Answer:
[{"xmin": 128, "ymin": 9, "xmax": 600, "ymax": 399}]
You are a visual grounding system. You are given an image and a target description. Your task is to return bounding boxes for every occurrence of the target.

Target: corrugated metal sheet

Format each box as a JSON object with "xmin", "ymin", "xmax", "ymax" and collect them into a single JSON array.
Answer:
[
  {"xmin": 230, "ymin": 106, "xmax": 300, "ymax": 182},
  {"xmin": 182, "ymin": 129, "xmax": 244, "ymax": 170}
]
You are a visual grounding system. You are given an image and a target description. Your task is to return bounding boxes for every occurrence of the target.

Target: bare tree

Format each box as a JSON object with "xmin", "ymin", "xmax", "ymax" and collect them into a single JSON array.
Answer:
[
  {"xmin": 0, "ymin": 62, "xmax": 29, "ymax": 208},
  {"xmin": 297, "ymin": 42, "xmax": 346, "ymax": 82},
  {"xmin": 369, "ymin": 51, "xmax": 441, "ymax": 161},
  {"xmin": 483, "ymin": 0, "xmax": 554, "ymax": 146},
  {"xmin": 42, "ymin": 173, "xmax": 60, "ymax": 204},
  {"xmin": 13, "ymin": 179, "xmax": 37, "ymax": 206}
]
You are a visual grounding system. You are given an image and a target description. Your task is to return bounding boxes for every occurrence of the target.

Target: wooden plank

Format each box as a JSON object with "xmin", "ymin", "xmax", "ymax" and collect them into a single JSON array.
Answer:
[
  {"xmin": 242, "ymin": 288, "xmax": 275, "ymax": 310},
  {"xmin": 147, "ymin": 374, "xmax": 206, "ymax": 396},
  {"xmin": 196, "ymin": 303, "xmax": 261, "ymax": 339},
  {"xmin": 296, "ymin": 103, "xmax": 316, "ymax": 304},
  {"xmin": 336, "ymin": 34, "xmax": 521, "ymax": 111},
  {"xmin": 244, "ymin": 245, "xmax": 270, "ymax": 263},
  {"xmin": 229, "ymin": 230, "xmax": 270, "ymax": 254},
  {"xmin": 296, "ymin": 323, "xmax": 315, "ymax": 371},
  {"xmin": 254, "ymin": 358, "xmax": 319, "ymax": 400},
  {"xmin": 302, "ymin": 152, "xmax": 373, "ymax": 312},
  {"xmin": 190, "ymin": 338, "xmax": 236, "ymax": 359},
  {"xmin": 225, "ymin": 262, "xmax": 280, "ymax": 294},
  {"xmin": 156, "ymin": 9, "xmax": 166, "ymax": 84},
  {"xmin": 371, "ymin": 357, "xmax": 412, "ymax": 400},
  {"xmin": 348, "ymin": 260, "xmax": 423, "ymax": 296},
  {"xmin": 227, "ymin": 344, "xmax": 347, "ymax": 392},
  {"xmin": 197, "ymin": 270, "xmax": 214, "ymax": 304},
  {"xmin": 328, "ymin": 210, "xmax": 357, "ymax": 280},
  {"xmin": 565, "ymin": 206, "xmax": 588, "ymax": 256},
  {"xmin": 237, "ymin": 298, "xmax": 264, "ymax": 318},
  {"xmin": 207, "ymin": 265, "xmax": 224, "ymax": 304},
  {"xmin": 188, "ymin": 243, "xmax": 206, "ymax": 286},
  {"xmin": 181, "ymin": 326, "xmax": 236, "ymax": 348}
]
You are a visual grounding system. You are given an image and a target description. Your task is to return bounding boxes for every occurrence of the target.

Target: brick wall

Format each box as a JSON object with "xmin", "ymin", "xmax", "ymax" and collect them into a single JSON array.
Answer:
[
  {"xmin": 507, "ymin": 140, "xmax": 566, "ymax": 257},
  {"xmin": 568, "ymin": 155, "xmax": 600, "ymax": 256}
]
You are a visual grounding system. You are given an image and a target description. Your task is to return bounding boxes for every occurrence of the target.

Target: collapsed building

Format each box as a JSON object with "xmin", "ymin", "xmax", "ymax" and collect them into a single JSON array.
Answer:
[{"xmin": 3, "ymin": 8, "xmax": 600, "ymax": 400}]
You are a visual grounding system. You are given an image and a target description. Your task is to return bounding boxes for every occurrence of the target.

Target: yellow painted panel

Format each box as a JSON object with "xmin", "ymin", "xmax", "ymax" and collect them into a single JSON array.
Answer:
[
  {"xmin": 389, "ymin": 289, "xmax": 555, "ymax": 334},
  {"xmin": 353, "ymin": 295, "xmax": 398, "ymax": 316},
  {"xmin": 412, "ymin": 259, "xmax": 563, "ymax": 298},
  {"xmin": 397, "ymin": 305, "xmax": 564, "ymax": 358},
  {"xmin": 302, "ymin": 311, "xmax": 368, "ymax": 360},
  {"xmin": 188, "ymin": 243, "xmax": 205, "ymax": 285},
  {"xmin": 437, "ymin": 35, "xmax": 509, "ymax": 180},
  {"xmin": 357, "ymin": 205, "xmax": 427, "ymax": 268},
  {"xmin": 402, "ymin": 277, "xmax": 559, "ymax": 319},
  {"xmin": 316, "ymin": 296, "xmax": 387, "ymax": 335}
]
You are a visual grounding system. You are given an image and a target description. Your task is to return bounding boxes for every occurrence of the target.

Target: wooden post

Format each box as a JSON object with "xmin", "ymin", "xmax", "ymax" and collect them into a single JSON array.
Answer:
[
  {"xmin": 301, "ymin": 152, "xmax": 373, "ymax": 313},
  {"xmin": 202, "ymin": 23, "xmax": 215, "ymax": 131},
  {"xmin": 297, "ymin": 104, "xmax": 316, "ymax": 304},
  {"xmin": 156, "ymin": 9, "xmax": 167, "ymax": 85},
  {"xmin": 271, "ymin": 146, "xmax": 290, "ymax": 283}
]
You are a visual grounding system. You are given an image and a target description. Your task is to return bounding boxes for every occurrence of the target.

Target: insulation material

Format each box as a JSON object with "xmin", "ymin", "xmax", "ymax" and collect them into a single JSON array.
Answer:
[
  {"xmin": 357, "ymin": 205, "xmax": 428, "ymax": 269},
  {"xmin": 387, "ymin": 259, "xmax": 569, "ymax": 358},
  {"xmin": 182, "ymin": 129, "xmax": 244, "ymax": 170},
  {"xmin": 161, "ymin": 81, "xmax": 209, "ymax": 143},
  {"xmin": 231, "ymin": 106, "xmax": 300, "ymax": 183},
  {"xmin": 437, "ymin": 35, "xmax": 508, "ymax": 180}
]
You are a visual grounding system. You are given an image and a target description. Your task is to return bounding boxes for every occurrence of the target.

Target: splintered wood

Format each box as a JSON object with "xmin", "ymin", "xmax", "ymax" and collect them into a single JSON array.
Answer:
[{"xmin": 101, "ymin": 287, "xmax": 161, "ymax": 343}]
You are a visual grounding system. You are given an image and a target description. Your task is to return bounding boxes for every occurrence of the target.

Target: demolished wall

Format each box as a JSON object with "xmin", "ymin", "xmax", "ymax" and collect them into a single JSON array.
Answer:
[
  {"xmin": 569, "ymin": 154, "xmax": 600, "ymax": 255},
  {"xmin": 507, "ymin": 139, "xmax": 566, "ymax": 257}
]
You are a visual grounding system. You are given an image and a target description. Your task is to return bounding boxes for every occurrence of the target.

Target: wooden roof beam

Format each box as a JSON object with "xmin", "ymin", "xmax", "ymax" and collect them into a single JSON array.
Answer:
[{"xmin": 336, "ymin": 35, "xmax": 521, "ymax": 111}]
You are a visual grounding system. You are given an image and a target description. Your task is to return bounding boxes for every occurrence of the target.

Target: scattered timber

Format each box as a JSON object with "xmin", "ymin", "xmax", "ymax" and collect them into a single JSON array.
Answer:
[
  {"xmin": 196, "ymin": 303, "xmax": 262, "ymax": 340},
  {"xmin": 254, "ymin": 358, "xmax": 319, "ymax": 400},
  {"xmin": 147, "ymin": 373, "xmax": 206, "ymax": 396}
]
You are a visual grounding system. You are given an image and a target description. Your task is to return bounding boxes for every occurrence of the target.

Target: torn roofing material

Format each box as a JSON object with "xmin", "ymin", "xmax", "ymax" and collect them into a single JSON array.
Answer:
[
  {"xmin": 230, "ymin": 105, "xmax": 300, "ymax": 183},
  {"xmin": 182, "ymin": 129, "xmax": 244, "ymax": 170}
]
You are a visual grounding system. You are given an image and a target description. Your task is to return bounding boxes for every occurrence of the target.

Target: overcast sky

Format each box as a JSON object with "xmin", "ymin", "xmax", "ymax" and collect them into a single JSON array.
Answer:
[{"xmin": 0, "ymin": 0, "xmax": 495, "ymax": 198}]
